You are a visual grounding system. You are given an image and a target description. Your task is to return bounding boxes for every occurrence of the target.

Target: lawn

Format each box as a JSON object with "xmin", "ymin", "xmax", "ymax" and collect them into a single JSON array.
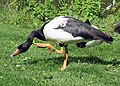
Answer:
[{"xmin": 0, "ymin": 16, "xmax": 120, "ymax": 86}]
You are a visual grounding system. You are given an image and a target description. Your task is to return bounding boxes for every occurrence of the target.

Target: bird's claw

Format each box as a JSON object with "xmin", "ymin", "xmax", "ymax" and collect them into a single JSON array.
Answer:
[{"xmin": 60, "ymin": 66, "xmax": 66, "ymax": 71}]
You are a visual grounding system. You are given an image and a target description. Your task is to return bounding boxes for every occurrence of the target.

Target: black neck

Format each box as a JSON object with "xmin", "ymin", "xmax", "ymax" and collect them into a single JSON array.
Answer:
[
  {"xmin": 27, "ymin": 30, "xmax": 45, "ymax": 44},
  {"xmin": 27, "ymin": 31, "xmax": 35, "ymax": 44},
  {"xmin": 17, "ymin": 29, "xmax": 45, "ymax": 53}
]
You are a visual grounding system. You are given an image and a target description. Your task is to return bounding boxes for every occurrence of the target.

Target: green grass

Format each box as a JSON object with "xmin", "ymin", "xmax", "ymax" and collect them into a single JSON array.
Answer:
[{"xmin": 0, "ymin": 16, "xmax": 120, "ymax": 86}]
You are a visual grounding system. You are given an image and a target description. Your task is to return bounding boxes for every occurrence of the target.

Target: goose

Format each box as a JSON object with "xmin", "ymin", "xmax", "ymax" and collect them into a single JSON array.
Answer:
[
  {"xmin": 11, "ymin": 16, "xmax": 113, "ymax": 70},
  {"xmin": 105, "ymin": 0, "xmax": 116, "ymax": 10}
]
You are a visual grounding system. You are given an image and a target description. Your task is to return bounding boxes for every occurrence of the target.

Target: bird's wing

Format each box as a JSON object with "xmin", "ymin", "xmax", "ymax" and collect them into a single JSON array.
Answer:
[
  {"xmin": 54, "ymin": 17, "xmax": 113, "ymax": 43},
  {"xmin": 54, "ymin": 17, "xmax": 98, "ymax": 39}
]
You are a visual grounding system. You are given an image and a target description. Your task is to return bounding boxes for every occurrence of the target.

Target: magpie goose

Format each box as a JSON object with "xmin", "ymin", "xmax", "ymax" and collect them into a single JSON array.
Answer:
[{"xmin": 11, "ymin": 16, "xmax": 113, "ymax": 70}]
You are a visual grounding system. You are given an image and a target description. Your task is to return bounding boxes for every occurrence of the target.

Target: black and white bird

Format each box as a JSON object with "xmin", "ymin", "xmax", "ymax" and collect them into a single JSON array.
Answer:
[
  {"xmin": 11, "ymin": 16, "xmax": 113, "ymax": 70},
  {"xmin": 105, "ymin": 0, "xmax": 116, "ymax": 10}
]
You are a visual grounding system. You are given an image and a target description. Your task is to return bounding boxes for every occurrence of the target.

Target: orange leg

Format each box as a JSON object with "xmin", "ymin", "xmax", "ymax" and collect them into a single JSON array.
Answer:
[
  {"xmin": 60, "ymin": 46, "xmax": 68, "ymax": 71},
  {"xmin": 33, "ymin": 43, "xmax": 64, "ymax": 54},
  {"xmin": 55, "ymin": 47, "xmax": 64, "ymax": 54}
]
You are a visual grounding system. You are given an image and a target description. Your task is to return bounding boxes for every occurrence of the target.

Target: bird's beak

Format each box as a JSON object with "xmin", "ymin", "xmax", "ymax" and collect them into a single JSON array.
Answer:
[{"xmin": 10, "ymin": 49, "xmax": 21, "ymax": 57}]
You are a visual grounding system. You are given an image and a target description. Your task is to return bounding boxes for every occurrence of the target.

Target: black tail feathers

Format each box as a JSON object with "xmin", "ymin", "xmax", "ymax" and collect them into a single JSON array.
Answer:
[{"xmin": 92, "ymin": 28, "xmax": 113, "ymax": 44}]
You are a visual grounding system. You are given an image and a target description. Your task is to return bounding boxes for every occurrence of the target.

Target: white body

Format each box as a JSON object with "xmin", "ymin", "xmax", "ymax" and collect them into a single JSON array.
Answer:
[{"xmin": 43, "ymin": 16, "xmax": 86, "ymax": 44}]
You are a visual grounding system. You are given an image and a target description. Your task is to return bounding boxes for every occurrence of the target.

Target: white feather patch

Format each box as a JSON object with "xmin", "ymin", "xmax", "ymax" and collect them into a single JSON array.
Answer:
[
  {"xmin": 44, "ymin": 27, "xmax": 84, "ymax": 44},
  {"xmin": 44, "ymin": 16, "xmax": 68, "ymax": 29},
  {"xmin": 43, "ymin": 16, "xmax": 85, "ymax": 44},
  {"xmin": 85, "ymin": 40, "xmax": 101, "ymax": 47}
]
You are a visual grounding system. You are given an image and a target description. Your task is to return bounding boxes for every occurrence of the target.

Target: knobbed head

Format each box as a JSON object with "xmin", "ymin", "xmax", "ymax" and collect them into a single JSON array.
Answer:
[{"xmin": 10, "ymin": 29, "xmax": 46, "ymax": 57}]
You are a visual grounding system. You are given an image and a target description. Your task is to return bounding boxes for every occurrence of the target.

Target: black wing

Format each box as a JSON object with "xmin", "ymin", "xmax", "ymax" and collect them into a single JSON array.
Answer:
[{"xmin": 55, "ymin": 17, "xmax": 113, "ymax": 43}]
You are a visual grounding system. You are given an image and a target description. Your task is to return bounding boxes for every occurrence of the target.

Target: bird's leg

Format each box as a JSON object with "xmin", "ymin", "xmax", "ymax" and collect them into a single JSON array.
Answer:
[
  {"xmin": 60, "ymin": 46, "xmax": 68, "ymax": 71},
  {"xmin": 33, "ymin": 43, "xmax": 64, "ymax": 54},
  {"xmin": 55, "ymin": 47, "xmax": 64, "ymax": 54},
  {"xmin": 33, "ymin": 43, "xmax": 54, "ymax": 53}
]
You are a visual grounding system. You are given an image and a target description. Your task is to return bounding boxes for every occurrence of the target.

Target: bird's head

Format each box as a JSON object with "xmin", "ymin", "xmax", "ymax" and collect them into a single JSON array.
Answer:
[{"xmin": 11, "ymin": 41, "xmax": 31, "ymax": 57}]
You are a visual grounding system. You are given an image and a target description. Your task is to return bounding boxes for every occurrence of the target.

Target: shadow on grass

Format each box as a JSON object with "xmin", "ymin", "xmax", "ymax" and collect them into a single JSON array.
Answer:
[
  {"xmin": 47, "ymin": 56, "xmax": 120, "ymax": 66},
  {"xmin": 17, "ymin": 56, "xmax": 120, "ymax": 67}
]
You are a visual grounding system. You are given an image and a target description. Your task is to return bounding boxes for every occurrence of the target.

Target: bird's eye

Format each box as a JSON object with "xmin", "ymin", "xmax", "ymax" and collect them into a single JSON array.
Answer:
[
  {"xmin": 17, "ymin": 45, "xmax": 22, "ymax": 50},
  {"xmin": 18, "ymin": 44, "xmax": 26, "ymax": 52}
]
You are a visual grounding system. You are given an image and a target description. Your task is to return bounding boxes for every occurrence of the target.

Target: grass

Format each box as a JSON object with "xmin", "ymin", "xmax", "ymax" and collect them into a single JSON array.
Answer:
[{"xmin": 0, "ymin": 16, "xmax": 120, "ymax": 86}]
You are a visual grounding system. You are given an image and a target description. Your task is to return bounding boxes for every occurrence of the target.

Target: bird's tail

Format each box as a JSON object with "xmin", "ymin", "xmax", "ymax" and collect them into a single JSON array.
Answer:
[
  {"xmin": 84, "ymin": 19, "xmax": 113, "ymax": 44},
  {"xmin": 91, "ymin": 28, "xmax": 113, "ymax": 44}
]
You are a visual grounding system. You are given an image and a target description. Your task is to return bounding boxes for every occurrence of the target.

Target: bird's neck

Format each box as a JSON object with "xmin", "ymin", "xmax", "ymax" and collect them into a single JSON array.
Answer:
[
  {"xmin": 27, "ymin": 30, "xmax": 45, "ymax": 44},
  {"xmin": 27, "ymin": 32, "xmax": 34, "ymax": 44}
]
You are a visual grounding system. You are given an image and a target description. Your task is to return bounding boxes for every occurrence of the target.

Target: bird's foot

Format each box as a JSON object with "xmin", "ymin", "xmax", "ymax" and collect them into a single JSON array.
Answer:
[
  {"xmin": 33, "ymin": 43, "xmax": 64, "ymax": 54},
  {"xmin": 45, "ymin": 44, "xmax": 56, "ymax": 53},
  {"xmin": 55, "ymin": 48, "xmax": 64, "ymax": 54},
  {"xmin": 60, "ymin": 66, "xmax": 66, "ymax": 71},
  {"xmin": 33, "ymin": 43, "xmax": 55, "ymax": 53}
]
